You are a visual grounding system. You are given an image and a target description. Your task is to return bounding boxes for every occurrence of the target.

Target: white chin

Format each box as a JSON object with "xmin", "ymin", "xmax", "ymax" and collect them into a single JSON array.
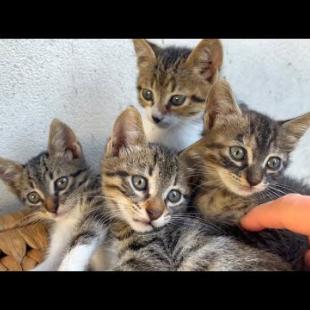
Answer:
[
  {"xmin": 56, "ymin": 206, "xmax": 71, "ymax": 217},
  {"xmin": 152, "ymin": 217, "xmax": 169, "ymax": 228},
  {"xmin": 130, "ymin": 220, "xmax": 154, "ymax": 233}
]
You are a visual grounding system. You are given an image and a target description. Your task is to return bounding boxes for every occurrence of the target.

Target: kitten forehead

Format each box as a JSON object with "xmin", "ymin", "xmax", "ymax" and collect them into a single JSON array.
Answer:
[{"xmin": 103, "ymin": 143, "xmax": 187, "ymax": 192}]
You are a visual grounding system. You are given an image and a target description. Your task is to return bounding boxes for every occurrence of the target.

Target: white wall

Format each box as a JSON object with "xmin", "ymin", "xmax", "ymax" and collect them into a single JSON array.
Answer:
[{"xmin": 1, "ymin": 39, "xmax": 310, "ymax": 212}]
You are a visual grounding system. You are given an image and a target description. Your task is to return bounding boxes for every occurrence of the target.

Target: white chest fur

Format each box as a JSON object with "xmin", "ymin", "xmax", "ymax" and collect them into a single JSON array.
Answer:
[{"xmin": 142, "ymin": 114, "xmax": 204, "ymax": 151}]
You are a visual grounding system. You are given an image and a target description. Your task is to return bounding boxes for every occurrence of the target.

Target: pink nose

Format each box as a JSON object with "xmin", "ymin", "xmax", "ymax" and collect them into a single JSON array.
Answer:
[
  {"xmin": 146, "ymin": 207, "xmax": 163, "ymax": 221},
  {"xmin": 45, "ymin": 197, "xmax": 58, "ymax": 214}
]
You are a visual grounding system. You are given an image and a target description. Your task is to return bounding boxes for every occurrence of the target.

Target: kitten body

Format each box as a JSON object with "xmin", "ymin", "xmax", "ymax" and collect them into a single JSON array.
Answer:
[
  {"xmin": 100, "ymin": 106, "xmax": 291, "ymax": 271},
  {"xmin": 133, "ymin": 39, "xmax": 223, "ymax": 151},
  {"xmin": 183, "ymin": 80, "xmax": 310, "ymax": 270},
  {"xmin": 0, "ymin": 120, "xmax": 108, "ymax": 271},
  {"xmin": 106, "ymin": 215, "xmax": 290, "ymax": 271}
]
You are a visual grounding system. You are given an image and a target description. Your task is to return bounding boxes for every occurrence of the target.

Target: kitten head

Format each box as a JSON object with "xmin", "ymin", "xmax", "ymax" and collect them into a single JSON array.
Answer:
[
  {"xmin": 0, "ymin": 119, "xmax": 89, "ymax": 220},
  {"xmin": 102, "ymin": 106, "xmax": 190, "ymax": 233},
  {"xmin": 184, "ymin": 80, "xmax": 310, "ymax": 197},
  {"xmin": 133, "ymin": 39, "xmax": 223, "ymax": 128}
]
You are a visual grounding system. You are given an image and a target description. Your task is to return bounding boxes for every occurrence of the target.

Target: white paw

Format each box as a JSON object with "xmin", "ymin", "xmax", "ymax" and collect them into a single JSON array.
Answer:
[{"xmin": 30, "ymin": 262, "xmax": 57, "ymax": 271}]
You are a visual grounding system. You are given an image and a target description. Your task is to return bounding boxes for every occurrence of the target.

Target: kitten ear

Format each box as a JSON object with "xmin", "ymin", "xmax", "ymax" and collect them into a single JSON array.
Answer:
[
  {"xmin": 279, "ymin": 112, "xmax": 310, "ymax": 149},
  {"xmin": 132, "ymin": 39, "xmax": 158, "ymax": 69},
  {"xmin": 107, "ymin": 106, "xmax": 147, "ymax": 157},
  {"xmin": 204, "ymin": 80, "xmax": 242, "ymax": 130},
  {"xmin": 0, "ymin": 157, "xmax": 23, "ymax": 189},
  {"xmin": 185, "ymin": 39, "xmax": 223, "ymax": 82},
  {"xmin": 48, "ymin": 119, "xmax": 83, "ymax": 160}
]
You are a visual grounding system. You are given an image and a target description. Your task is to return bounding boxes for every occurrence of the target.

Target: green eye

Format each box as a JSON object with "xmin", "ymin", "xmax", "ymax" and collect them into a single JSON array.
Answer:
[
  {"xmin": 27, "ymin": 191, "xmax": 41, "ymax": 204},
  {"xmin": 142, "ymin": 89, "xmax": 153, "ymax": 101},
  {"xmin": 167, "ymin": 189, "xmax": 182, "ymax": 203},
  {"xmin": 169, "ymin": 95, "xmax": 187, "ymax": 106},
  {"xmin": 267, "ymin": 157, "xmax": 282, "ymax": 170},
  {"xmin": 55, "ymin": 176, "xmax": 69, "ymax": 191},
  {"xmin": 230, "ymin": 146, "xmax": 246, "ymax": 161},
  {"xmin": 132, "ymin": 175, "xmax": 147, "ymax": 191}
]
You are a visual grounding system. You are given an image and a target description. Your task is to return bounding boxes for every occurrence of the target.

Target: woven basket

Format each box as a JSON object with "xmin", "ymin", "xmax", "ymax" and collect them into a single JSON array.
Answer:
[{"xmin": 0, "ymin": 209, "xmax": 49, "ymax": 271}]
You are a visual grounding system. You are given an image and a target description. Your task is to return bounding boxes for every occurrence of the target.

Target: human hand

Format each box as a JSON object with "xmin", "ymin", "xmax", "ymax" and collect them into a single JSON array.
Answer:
[{"xmin": 240, "ymin": 194, "xmax": 310, "ymax": 268}]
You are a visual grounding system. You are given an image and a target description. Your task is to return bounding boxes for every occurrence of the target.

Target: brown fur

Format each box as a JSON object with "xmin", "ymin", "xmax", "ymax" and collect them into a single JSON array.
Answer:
[
  {"xmin": 133, "ymin": 39, "xmax": 223, "ymax": 118},
  {"xmin": 99, "ymin": 106, "xmax": 291, "ymax": 271},
  {"xmin": 102, "ymin": 106, "xmax": 190, "ymax": 233},
  {"xmin": 183, "ymin": 80, "xmax": 310, "ymax": 222}
]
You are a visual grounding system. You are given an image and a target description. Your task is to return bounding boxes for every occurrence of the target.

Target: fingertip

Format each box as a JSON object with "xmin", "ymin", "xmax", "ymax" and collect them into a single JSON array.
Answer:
[{"xmin": 240, "ymin": 215, "xmax": 264, "ymax": 232}]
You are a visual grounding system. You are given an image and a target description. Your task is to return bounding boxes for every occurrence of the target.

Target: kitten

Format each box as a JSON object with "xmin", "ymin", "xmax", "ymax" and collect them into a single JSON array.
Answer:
[
  {"xmin": 133, "ymin": 39, "xmax": 223, "ymax": 151},
  {"xmin": 100, "ymin": 106, "xmax": 291, "ymax": 271},
  {"xmin": 183, "ymin": 80, "xmax": 310, "ymax": 269},
  {"xmin": 0, "ymin": 120, "xmax": 108, "ymax": 271}
]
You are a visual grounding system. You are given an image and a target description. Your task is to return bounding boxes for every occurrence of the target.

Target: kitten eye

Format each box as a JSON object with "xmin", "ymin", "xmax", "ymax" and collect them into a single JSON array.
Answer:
[
  {"xmin": 169, "ymin": 95, "xmax": 187, "ymax": 106},
  {"xmin": 55, "ymin": 176, "xmax": 69, "ymax": 191},
  {"xmin": 230, "ymin": 146, "xmax": 246, "ymax": 161},
  {"xmin": 142, "ymin": 89, "xmax": 153, "ymax": 101},
  {"xmin": 27, "ymin": 191, "xmax": 41, "ymax": 204},
  {"xmin": 267, "ymin": 157, "xmax": 282, "ymax": 170},
  {"xmin": 132, "ymin": 175, "xmax": 147, "ymax": 191},
  {"xmin": 167, "ymin": 189, "xmax": 182, "ymax": 203}
]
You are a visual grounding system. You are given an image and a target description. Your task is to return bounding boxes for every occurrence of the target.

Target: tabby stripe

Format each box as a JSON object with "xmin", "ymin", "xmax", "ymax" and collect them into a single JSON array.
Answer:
[
  {"xmin": 105, "ymin": 184, "xmax": 127, "ymax": 195},
  {"xmin": 121, "ymin": 258, "xmax": 153, "ymax": 270},
  {"xmin": 65, "ymin": 180, "xmax": 77, "ymax": 194},
  {"xmin": 70, "ymin": 168, "xmax": 88, "ymax": 178},
  {"xmin": 115, "ymin": 229, "xmax": 134, "ymax": 242},
  {"xmin": 170, "ymin": 78, "xmax": 176, "ymax": 93},
  {"xmin": 105, "ymin": 171, "xmax": 129, "ymax": 178},
  {"xmin": 146, "ymin": 247, "xmax": 172, "ymax": 265},
  {"xmin": 128, "ymin": 241, "xmax": 152, "ymax": 252},
  {"xmin": 191, "ymin": 95, "xmax": 205, "ymax": 103},
  {"xmin": 70, "ymin": 231, "xmax": 97, "ymax": 248},
  {"xmin": 77, "ymin": 176, "xmax": 89, "ymax": 187},
  {"xmin": 206, "ymin": 143, "xmax": 226, "ymax": 149}
]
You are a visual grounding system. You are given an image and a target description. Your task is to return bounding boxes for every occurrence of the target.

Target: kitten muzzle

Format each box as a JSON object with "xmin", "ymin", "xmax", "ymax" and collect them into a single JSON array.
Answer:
[{"xmin": 45, "ymin": 197, "xmax": 58, "ymax": 214}]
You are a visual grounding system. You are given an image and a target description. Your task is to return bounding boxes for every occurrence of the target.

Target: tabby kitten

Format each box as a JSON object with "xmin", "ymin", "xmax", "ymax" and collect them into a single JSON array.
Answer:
[
  {"xmin": 184, "ymin": 79, "xmax": 310, "ymax": 221},
  {"xmin": 100, "ymin": 106, "xmax": 290, "ymax": 271},
  {"xmin": 183, "ymin": 80, "xmax": 310, "ymax": 269},
  {"xmin": 0, "ymin": 120, "xmax": 108, "ymax": 271},
  {"xmin": 133, "ymin": 39, "xmax": 223, "ymax": 151}
]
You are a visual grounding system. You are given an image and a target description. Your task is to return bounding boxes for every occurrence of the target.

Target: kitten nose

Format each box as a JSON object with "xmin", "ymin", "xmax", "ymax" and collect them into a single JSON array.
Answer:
[
  {"xmin": 246, "ymin": 168, "xmax": 263, "ymax": 187},
  {"xmin": 146, "ymin": 207, "xmax": 163, "ymax": 221},
  {"xmin": 152, "ymin": 115, "xmax": 162, "ymax": 124},
  {"xmin": 45, "ymin": 197, "xmax": 58, "ymax": 214}
]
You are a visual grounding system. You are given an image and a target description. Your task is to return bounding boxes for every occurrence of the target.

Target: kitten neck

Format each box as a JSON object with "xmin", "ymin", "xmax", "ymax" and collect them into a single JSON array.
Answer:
[{"xmin": 195, "ymin": 181, "xmax": 257, "ymax": 224}]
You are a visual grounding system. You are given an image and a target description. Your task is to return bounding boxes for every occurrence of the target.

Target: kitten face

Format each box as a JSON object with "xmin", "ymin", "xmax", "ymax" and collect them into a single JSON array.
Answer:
[
  {"xmin": 0, "ymin": 119, "xmax": 88, "ymax": 220},
  {"xmin": 102, "ymin": 106, "xmax": 190, "ymax": 233},
  {"xmin": 184, "ymin": 80, "xmax": 310, "ymax": 198},
  {"xmin": 133, "ymin": 39, "xmax": 223, "ymax": 128}
]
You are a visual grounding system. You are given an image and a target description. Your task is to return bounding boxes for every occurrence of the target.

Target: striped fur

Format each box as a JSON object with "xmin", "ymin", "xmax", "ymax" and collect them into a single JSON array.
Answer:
[
  {"xmin": 0, "ymin": 119, "xmax": 109, "ymax": 271},
  {"xmin": 183, "ymin": 80, "xmax": 310, "ymax": 270},
  {"xmin": 100, "ymin": 107, "xmax": 291, "ymax": 271},
  {"xmin": 133, "ymin": 39, "xmax": 223, "ymax": 151}
]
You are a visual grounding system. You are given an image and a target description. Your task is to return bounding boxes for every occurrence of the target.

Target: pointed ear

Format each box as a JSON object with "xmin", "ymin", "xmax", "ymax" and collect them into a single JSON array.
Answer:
[
  {"xmin": 132, "ymin": 39, "xmax": 158, "ymax": 69},
  {"xmin": 279, "ymin": 112, "xmax": 310, "ymax": 149},
  {"xmin": 204, "ymin": 80, "xmax": 242, "ymax": 130},
  {"xmin": 48, "ymin": 119, "xmax": 83, "ymax": 160},
  {"xmin": 0, "ymin": 157, "xmax": 23, "ymax": 189},
  {"xmin": 185, "ymin": 39, "xmax": 223, "ymax": 82},
  {"xmin": 106, "ymin": 106, "xmax": 147, "ymax": 157}
]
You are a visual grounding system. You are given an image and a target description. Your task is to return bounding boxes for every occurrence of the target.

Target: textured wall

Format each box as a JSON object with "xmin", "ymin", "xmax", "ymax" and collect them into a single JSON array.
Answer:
[{"xmin": 1, "ymin": 39, "xmax": 310, "ymax": 211}]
